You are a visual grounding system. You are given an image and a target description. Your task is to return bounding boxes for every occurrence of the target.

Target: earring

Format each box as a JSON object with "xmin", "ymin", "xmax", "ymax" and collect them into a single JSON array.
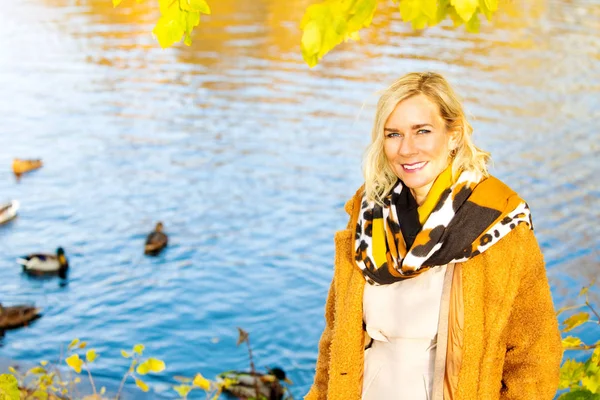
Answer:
[{"xmin": 450, "ymin": 148, "xmax": 457, "ymax": 158}]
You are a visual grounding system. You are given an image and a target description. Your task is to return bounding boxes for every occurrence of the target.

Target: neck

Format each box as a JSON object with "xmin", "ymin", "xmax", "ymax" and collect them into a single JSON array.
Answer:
[{"xmin": 411, "ymin": 184, "xmax": 433, "ymax": 206}]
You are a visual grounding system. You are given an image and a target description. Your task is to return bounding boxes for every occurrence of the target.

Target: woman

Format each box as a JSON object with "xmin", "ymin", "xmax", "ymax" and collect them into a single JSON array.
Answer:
[{"xmin": 305, "ymin": 72, "xmax": 562, "ymax": 400}]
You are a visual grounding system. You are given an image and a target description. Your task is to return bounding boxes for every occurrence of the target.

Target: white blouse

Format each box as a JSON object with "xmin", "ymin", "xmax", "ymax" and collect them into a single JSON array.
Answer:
[{"xmin": 362, "ymin": 265, "xmax": 448, "ymax": 400}]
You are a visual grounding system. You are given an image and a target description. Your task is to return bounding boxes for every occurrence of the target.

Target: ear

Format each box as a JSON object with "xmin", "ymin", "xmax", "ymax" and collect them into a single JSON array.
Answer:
[{"xmin": 448, "ymin": 129, "xmax": 460, "ymax": 151}]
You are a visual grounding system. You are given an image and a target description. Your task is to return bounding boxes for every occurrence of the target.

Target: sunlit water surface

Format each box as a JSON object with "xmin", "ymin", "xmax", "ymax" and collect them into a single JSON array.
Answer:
[{"xmin": 0, "ymin": 0, "xmax": 598, "ymax": 397}]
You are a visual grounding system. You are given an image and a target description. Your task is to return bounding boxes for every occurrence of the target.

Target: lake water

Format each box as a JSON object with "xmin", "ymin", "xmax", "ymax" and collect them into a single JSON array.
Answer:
[{"xmin": 0, "ymin": 0, "xmax": 598, "ymax": 398}]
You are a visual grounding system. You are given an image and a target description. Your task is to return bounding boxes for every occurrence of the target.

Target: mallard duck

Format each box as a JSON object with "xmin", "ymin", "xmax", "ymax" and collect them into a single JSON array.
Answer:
[
  {"xmin": 144, "ymin": 222, "xmax": 168, "ymax": 256},
  {"xmin": 0, "ymin": 303, "xmax": 42, "ymax": 331},
  {"xmin": 0, "ymin": 200, "xmax": 19, "ymax": 225},
  {"xmin": 12, "ymin": 158, "xmax": 43, "ymax": 176},
  {"xmin": 17, "ymin": 247, "xmax": 69, "ymax": 279},
  {"xmin": 218, "ymin": 367, "xmax": 292, "ymax": 400}
]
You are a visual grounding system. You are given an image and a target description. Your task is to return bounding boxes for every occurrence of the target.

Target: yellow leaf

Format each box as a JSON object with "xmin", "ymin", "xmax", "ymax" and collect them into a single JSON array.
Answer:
[
  {"xmin": 483, "ymin": 0, "xmax": 497, "ymax": 11},
  {"xmin": 563, "ymin": 312, "xmax": 590, "ymax": 332},
  {"xmin": 579, "ymin": 286, "xmax": 590, "ymax": 297},
  {"xmin": 113, "ymin": 0, "xmax": 123, "ymax": 7},
  {"xmin": 153, "ymin": 14, "xmax": 186, "ymax": 48},
  {"xmin": 74, "ymin": 377, "xmax": 81, "ymax": 383},
  {"xmin": 27, "ymin": 366, "xmax": 46, "ymax": 375},
  {"xmin": 398, "ymin": 0, "xmax": 420, "ymax": 22},
  {"xmin": 78, "ymin": 342, "xmax": 87, "ymax": 349},
  {"xmin": 137, "ymin": 361, "xmax": 149, "ymax": 375},
  {"xmin": 100, "ymin": 387, "xmax": 106, "ymax": 395},
  {"xmin": 40, "ymin": 361, "xmax": 49, "ymax": 366},
  {"xmin": 301, "ymin": 20, "xmax": 322, "ymax": 64},
  {"xmin": 32, "ymin": 390, "xmax": 48, "ymax": 400},
  {"xmin": 465, "ymin": 12, "xmax": 480, "ymax": 33},
  {"xmin": 562, "ymin": 336, "xmax": 583, "ymax": 348},
  {"xmin": 65, "ymin": 354, "xmax": 83, "ymax": 374},
  {"xmin": 412, "ymin": 14, "xmax": 429, "ymax": 30},
  {"xmin": 121, "ymin": 350, "xmax": 131, "ymax": 358},
  {"xmin": 146, "ymin": 358, "xmax": 166, "ymax": 373},
  {"xmin": 135, "ymin": 378, "xmax": 149, "ymax": 392},
  {"xmin": 450, "ymin": 0, "xmax": 478, "ymax": 22},
  {"xmin": 174, "ymin": 384, "xmax": 192, "ymax": 397},
  {"xmin": 8, "ymin": 366, "xmax": 18, "ymax": 375},
  {"xmin": 133, "ymin": 344, "xmax": 145, "ymax": 355},
  {"xmin": 86, "ymin": 349, "xmax": 97, "ymax": 363},
  {"xmin": 179, "ymin": 0, "xmax": 210, "ymax": 14},
  {"xmin": 68, "ymin": 339, "xmax": 80, "ymax": 350},
  {"xmin": 421, "ymin": 0, "xmax": 438, "ymax": 19},
  {"xmin": 192, "ymin": 373, "xmax": 211, "ymax": 390}
]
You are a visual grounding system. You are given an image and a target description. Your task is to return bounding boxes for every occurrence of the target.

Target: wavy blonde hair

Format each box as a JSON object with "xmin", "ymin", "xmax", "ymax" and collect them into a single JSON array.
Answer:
[{"xmin": 363, "ymin": 72, "xmax": 490, "ymax": 205}]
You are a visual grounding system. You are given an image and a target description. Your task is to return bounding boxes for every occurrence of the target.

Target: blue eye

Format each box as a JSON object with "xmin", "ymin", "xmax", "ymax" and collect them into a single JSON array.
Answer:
[
  {"xmin": 417, "ymin": 129, "xmax": 431, "ymax": 134},
  {"xmin": 385, "ymin": 132, "xmax": 402, "ymax": 138}
]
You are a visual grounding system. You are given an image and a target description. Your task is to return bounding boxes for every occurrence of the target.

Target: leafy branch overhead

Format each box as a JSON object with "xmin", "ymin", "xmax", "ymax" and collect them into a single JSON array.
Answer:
[{"xmin": 113, "ymin": 0, "xmax": 499, "ymax": 67}]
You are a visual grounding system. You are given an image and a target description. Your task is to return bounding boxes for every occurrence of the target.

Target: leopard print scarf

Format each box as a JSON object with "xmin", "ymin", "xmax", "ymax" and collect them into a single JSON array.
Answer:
[{"xmin": 355, "ymin": 170, "xmax": 533, "ymax": 285}]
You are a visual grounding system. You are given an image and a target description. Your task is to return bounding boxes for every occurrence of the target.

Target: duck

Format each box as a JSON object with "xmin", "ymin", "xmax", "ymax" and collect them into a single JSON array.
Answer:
[
  {"xmin": 218, "ymin": 367, "xmax": 292, "ymax": 400},
  {"xmin": 17, "ymin": 247, "xmax": 69, "ymax": 279},
  {"xmin": 144, "ymin": 222, "xmax": 168, "ymax": 256},
  {"xmin": 12, "ymin": 158, "xmax": 43, "ymax": 177},
  {"xmin": 0, "ymin": 200, "xmax": 19, "ymax": 225},
  {"xmin": 0, "ymin": 303, "xmax": 42, "ymax": 331}
]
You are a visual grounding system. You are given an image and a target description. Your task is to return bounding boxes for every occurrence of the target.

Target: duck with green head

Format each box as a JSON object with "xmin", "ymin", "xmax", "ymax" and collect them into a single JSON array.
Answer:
[
  {"xmin": 218, "ymin": 367, "xmax": 292, "ymax": 400},
  {"xmin": 17, "ymin": 247, "xmax": 69, "ymax": 279}
]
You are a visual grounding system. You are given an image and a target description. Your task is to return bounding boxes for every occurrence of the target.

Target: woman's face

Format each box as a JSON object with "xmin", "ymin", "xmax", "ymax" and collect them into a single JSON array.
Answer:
[{"xmin": 383, "ymin": 94, "xmax": 456, "ymax": 205}]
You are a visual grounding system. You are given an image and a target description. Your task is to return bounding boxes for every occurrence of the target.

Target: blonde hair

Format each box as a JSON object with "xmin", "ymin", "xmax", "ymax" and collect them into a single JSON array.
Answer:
[{"xmin": 363, "ymin": 72, "xmax": 490, "ymax": 205}]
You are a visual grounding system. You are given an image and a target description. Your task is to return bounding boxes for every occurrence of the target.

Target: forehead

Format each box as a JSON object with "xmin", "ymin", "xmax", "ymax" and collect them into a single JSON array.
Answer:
[{"xmin": 385, "ymin": 94, "xmax": 442, "ymax": 128}]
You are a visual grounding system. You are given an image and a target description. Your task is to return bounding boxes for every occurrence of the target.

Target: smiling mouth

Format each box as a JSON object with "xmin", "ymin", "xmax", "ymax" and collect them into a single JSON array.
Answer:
[{"xmin": 401, "ymin": 161, "xmax": 427, "ymax": 172}]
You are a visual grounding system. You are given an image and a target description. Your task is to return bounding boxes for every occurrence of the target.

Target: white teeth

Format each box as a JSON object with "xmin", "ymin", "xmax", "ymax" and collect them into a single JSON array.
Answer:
[{"xmin": 403, "ymin": 162, "xmax": 426, "ymax": 170}]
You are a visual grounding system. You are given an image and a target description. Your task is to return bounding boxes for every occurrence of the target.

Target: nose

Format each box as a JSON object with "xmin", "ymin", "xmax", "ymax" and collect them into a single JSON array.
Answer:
[{"xmin": 398, "ymin": 135, "xmax": 418, "ymax": 157}]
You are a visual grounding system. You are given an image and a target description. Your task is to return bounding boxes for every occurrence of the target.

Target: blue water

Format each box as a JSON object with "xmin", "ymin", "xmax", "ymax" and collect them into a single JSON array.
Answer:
[{"xmin": 0, "ymin": 0, "xmax": 599, "ymax": 398}]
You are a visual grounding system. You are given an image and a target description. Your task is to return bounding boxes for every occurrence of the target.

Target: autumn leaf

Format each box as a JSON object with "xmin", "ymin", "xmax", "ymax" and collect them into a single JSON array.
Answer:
[
  {"xmin": 135, "ymin": 378, "xmax": 149, "ymax": 392},
  {"xmin": 559, "ymin": 359, "xmax": 586, "ymax": 390},
  {"xmin": 65, "ymin": 354, "xmax": 83, "ymax": 374},
  {"xmin": 193, "ymin": 373, "xmax": 211, "ymax": 390},
  {"xmin": 133, "ymin": 344, "xmax": 145, "ymax": 355},
  {"xmin": 562, "ymin": 336, "xmax": 584, "ymax": 349},
  {"xmin": 68, "ymin": 339, "xmax": 80, "ymax": 351},
  {"xmin": 174, "ymin": 384, "xmax": 192, "ymax": 397},
  {"xmin": 563, "ymin": 312, "xmax": 590, "ymax": 333},
  {"xmin": 86, "ymin": 349, "xmax": 97, "ymax": 363}
]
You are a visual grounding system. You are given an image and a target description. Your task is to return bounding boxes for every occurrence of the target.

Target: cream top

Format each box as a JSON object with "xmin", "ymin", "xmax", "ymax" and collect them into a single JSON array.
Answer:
[{"xmin": 362, "ymin": 265, "xmax": 448, "ymax": 400}]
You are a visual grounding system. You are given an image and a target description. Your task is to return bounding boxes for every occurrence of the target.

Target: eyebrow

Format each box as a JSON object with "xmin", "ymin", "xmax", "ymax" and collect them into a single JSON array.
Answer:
[{"xmin": 384, "ymin": 124, "xmax": 433, "ymax": 132}]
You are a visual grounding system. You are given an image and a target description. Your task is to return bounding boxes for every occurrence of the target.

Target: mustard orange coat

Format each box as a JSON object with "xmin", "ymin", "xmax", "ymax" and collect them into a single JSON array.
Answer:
[{"xmin": 305, "ymin": 188, "xmax": 563, "ymax": 400}]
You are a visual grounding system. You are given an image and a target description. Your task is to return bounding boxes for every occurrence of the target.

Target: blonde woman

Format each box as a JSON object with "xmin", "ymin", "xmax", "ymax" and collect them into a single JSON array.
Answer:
[{"xmin": 305, "ymin": 72, "xmax": 563, "ymax": 400}]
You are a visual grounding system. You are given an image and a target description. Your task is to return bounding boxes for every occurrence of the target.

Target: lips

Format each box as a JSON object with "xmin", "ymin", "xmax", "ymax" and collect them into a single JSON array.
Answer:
[{"xmin": 401, "ymin": 161, "xmax": 427, "ymax": 172}]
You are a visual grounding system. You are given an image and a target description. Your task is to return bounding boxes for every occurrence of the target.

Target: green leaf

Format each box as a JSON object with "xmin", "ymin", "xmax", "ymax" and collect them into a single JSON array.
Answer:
[
  {"xmin": 135, "ymin": 378, "xmax": 149, "ymax": 392},
  {"xmin": 450, "ymin": 0, "xmax": 479, "ymax": 22},
  {"xmin": 174, "ymin": 384, "xmax": 192, "ymax": 397},
  {"xmin": 563, "ymin": 312, "xmax": 590, "ymax": 333},
  {"xmin": 65, "ymin": 354, "xmax": 83, "ymax": 374},
  {"xmin": 0, "ymin": 374, "xmax": 20, "ymax": 400},
  {"xmin": 559, "ymin": 389, "xmax": 600, "ymax": 399},
  {"xmin": 563, "ymin": 336, "xmax": 584, "ymax": 348},
  {"xmin": 86, "ymin": 349, "xmax": 97, "ymax": 363},
  {"xmin": 68, "ymin": 338, "xmax": 80, "ymax": 351},
  {"xmin": 559, "ymin": 359, "xmax": 586, "ymax": 390}
]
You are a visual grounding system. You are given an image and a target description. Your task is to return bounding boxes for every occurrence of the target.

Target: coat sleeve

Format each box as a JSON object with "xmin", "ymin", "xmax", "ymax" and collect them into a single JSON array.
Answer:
[
  {"xmin": 500, "ymin": 227, "xmax": 563, "ymax": 399},
  {"xmin": 304, "ymin": 276, "xmax": 336, "ymax": 400}
]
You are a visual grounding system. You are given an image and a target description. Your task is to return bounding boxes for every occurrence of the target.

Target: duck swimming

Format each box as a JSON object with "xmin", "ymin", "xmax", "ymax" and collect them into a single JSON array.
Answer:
[
  {"xmin": 0, "ymin": 303, "xmax": 42, "ymax": 331},
  {"xmin": 0, "ymin": 200, "xmax": 19, "ymax": 225},
  {"xmin": 144, "ymin": 222, "xmax": 168, "ymax": 256},
  {"xmin": 12, "ymin": 158, "xmax": 43, "ymax": 177},
  {"xmin": 17, "ymin": 247, "xmax": 69, "ymax": 279},
  {"xmin": 218, "ymin": 367, "xmax": 291, "ymax": 400}
]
